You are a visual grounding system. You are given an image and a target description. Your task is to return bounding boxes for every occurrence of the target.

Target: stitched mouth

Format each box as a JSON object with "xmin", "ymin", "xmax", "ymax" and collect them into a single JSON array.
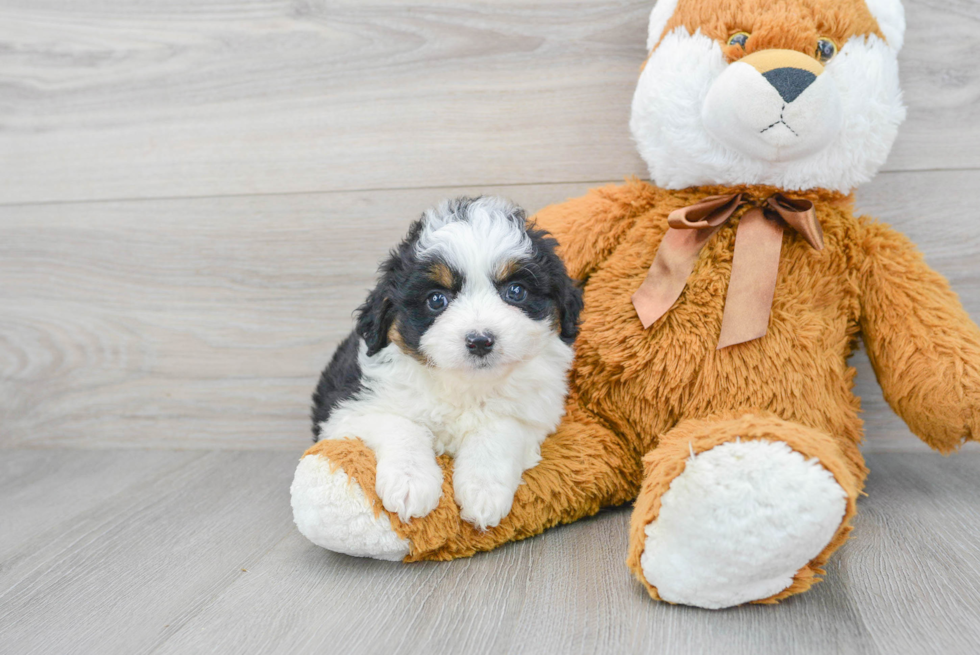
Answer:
[{"xmin": 759, "ymin": 104, "xmax": 798, "ymax": 137}]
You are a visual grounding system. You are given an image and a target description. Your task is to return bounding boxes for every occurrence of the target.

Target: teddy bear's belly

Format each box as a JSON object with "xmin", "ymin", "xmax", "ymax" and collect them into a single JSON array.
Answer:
[{"xmin": 573, "ymin": 228, "xmax": 860, "ymax": 443}]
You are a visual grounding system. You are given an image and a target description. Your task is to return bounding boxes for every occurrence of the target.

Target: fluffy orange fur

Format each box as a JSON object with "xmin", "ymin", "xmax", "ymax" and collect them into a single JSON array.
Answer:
[
  {"xmin": 302, "ymin": 179, "xmax": 980, "ymax": 602},
  {"xmin": 658, "ymin": 0, "xmax": 884, "ymax": 56},
  {"xmin": 300, "ymin": 0, "xmax": 980, "ymax": 605}
]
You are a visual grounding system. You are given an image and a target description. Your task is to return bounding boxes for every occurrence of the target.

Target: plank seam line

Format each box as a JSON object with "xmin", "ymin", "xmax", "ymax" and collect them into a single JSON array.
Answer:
[
  {"xmin": 0, "ymin": 167, "xmax": 975, "ymax": 209},
  {"xmin": 145, "ymin": 526, "xmax": 298, "ymax": 655},
  {"xmin": 0, "ymin": 450, "xmax": 212, "ymax": 609},
  {"xmin": 0, "ymin": 180, "xmax": 626, "ymax": 209}
]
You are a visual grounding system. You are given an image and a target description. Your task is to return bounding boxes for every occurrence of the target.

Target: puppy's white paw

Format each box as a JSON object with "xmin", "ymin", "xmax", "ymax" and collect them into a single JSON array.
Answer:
[
  {"xmin": 290, "ymin": 454, "xmax": 409, "ymax": 561},
  {"xmin": 454, "ymin": 475, "xmax": 516, "ymax": 530},
  {"xmin": 641, "ymin": 439, "xmax": 847, "ymax": 609},
  {"xmin": 375, "ymin": 454, "xmax": 443, "ymax": 522}
]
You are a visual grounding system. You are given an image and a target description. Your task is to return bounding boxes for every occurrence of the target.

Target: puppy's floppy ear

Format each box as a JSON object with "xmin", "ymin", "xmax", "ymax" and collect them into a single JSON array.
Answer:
[
  {"xmin": 356, "ymin": 218, "xmax": 422, "ymax": 356},
  {"xmin": 557, "ymin": 278, "xmax": 584, "ymax": 344},
  {"xmin": 526, "ymin": 223, "xmax": 584, "ymax": 344},
  {"xmin": 356, "ymin": 286, "xmax": 395, "ymax": 357}
]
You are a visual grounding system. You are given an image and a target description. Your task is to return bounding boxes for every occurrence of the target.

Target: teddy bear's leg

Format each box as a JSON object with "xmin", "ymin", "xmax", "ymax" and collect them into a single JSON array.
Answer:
[
  {"xmin": 291, "ymin": 438, "xmax": 412, "ymax": 561},
  {"xmin": 292, "ymin": 395, "xmax": 643, "ymax": 562},
  {"xmin": 627, "ymin": 414, "xmax": 866, "ymax": 609},
  {"xmin": 401, "ymin": 394, "xmax": 643, "ymax": 560}
]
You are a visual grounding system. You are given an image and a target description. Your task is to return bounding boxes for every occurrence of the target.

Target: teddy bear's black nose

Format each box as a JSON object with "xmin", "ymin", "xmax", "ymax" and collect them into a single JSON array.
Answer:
[{"xmin": 762, "ymin": 67, "xmax": 817, "ymax": 103}]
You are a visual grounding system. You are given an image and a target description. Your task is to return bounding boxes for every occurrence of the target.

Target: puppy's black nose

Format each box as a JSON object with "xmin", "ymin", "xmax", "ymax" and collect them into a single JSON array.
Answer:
[
  {"xmin": 762, "ymin": 67, "xmax": 817, "ymax": 103},
  {"xmin": 465, "ymin": 332, "xmax": 494, "ymax": 357}
]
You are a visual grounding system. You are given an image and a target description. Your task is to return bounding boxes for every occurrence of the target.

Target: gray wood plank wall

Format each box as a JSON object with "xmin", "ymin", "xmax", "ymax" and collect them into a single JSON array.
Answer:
[
  {"xmin": 3, "ymin": 0, "xmax": 979, "ymax": 452},
  {"xmin": 3, "ymin": 2, "xmax": 980, "ymax": 655}
]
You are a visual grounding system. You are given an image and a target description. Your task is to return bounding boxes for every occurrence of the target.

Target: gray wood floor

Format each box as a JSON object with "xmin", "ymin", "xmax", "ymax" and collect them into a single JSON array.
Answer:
[
  {"xmin": 3, "ymin": 1, "xmax": 980, "ymax": 653},
  {"xmin": 2, "ymin": 450, "xmax": 980, "ymax": 655}
]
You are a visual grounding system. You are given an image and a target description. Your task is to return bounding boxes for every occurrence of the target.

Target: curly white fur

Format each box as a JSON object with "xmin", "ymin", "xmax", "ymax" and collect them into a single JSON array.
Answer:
[{"xmin": 320, "ymin": 335, "xmax": 571, "ymax": 529}]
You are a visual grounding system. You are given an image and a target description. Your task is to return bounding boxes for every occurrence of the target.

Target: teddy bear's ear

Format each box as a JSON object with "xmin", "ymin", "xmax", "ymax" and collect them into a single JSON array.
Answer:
[
  {"xmin": 646, "ymin": 0, "xmax": 679, "ymax": 52},
  {"xmin": 865, "ymin": 0, "xmax": 906, "ymax": 51}
]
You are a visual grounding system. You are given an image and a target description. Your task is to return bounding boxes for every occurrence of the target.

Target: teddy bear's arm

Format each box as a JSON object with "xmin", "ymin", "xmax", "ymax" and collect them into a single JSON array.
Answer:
[
  {"xmin": 531, "ymin": 180, "xmax": 652, "ymax": 281},
  {"xmin": 858, "ymin": 220, "xmax": 980, "ymax": 453}
]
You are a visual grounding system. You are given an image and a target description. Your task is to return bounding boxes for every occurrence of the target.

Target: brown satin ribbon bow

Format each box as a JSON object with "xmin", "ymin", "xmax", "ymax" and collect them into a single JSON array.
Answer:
[{"xmin": 631, "ymin": 193, "xmax": 824, "ymax": 349}]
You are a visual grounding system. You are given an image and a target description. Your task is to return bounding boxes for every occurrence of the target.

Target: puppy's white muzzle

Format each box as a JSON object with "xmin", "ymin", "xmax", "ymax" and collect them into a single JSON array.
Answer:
[
  {"xmin": 702, "ymin": 49, "xmax": 842, "ymax": 163},
  {"xmin": 420, "ymin": 288, "xmax": 547, "ymax": 373}
]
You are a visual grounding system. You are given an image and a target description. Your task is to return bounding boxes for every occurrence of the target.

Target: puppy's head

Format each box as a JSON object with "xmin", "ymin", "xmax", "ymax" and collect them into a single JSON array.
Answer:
[
  {"xmin": 631, "ymin": 0, "xmax": 906, "ymax": 192},
  {"xmin": 357, "ymin": 197, "xmax": 582, "ymax": 373}
]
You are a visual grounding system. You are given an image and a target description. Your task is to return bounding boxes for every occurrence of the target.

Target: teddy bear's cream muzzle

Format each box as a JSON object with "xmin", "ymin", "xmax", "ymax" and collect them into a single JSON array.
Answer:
[{"xmin": 702, "ymin": 48, "xmax": 844, "ymax": 163}]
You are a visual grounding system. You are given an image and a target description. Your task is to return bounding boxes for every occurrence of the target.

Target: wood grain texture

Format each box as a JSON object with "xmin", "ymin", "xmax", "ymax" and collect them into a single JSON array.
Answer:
[
  {"xmin": 844, "ymin": 452, "xmax": 980, "ymax": 654},
  {"xmin": 154, "ymin": 517, "xmax": 879, "ymax": 655},
  {"xmin": 0, "ymin": 181, "xmax": 600, "ymax": 449},
  {"xmin": 1, "ymin": 449, "xmax": 978, "ymax": 655},
  {"xmin": 1, "ymin": 0, "xmax": 979, "ymax": 204},
  {"xmin": 2, "ymin": 1, "xmax": 979, "ymax": 652},
  {"xmin": 0, "ymin": 449, "xmax": 200, "ymax": 559},
  {"xmin": 2, "ymin": 172, "xmax": 979, "ymax": 451},
  {"xmin": 0, "ymin": 450, "xmax": 298, "ymax": 654}
]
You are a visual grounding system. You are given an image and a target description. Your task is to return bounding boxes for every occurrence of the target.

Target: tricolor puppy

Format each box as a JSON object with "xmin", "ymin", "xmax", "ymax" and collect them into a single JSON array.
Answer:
[{"xmin": 311, "ymin": 197, "xmax": 583, "ymax": 529}]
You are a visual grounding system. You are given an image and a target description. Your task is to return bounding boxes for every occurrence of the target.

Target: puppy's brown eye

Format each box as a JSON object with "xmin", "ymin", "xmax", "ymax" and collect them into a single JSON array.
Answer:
[
  {"xmin": 727, "ymin": 32, "xmax": 749, "ymax": 48},
  {"xmin": 426, "ymin": 292, "xmax": 448, "ymax": 312},
  {"xmin": 815, "ymin": 38, "xmax": 837, "ymax": 63}
]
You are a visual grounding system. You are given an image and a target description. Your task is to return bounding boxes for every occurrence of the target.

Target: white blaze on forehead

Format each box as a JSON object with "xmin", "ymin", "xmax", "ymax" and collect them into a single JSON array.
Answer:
[
  {"xmin": 416, "ymin": 197, "xmax": 532, "ymax": 285},
  {"xmin": 647, "ymin": 0, "xmax": 680, "ymax": 51},
  {"xmin": 864, "ymin": 0, "xmax": 905, "ymax": 51}
]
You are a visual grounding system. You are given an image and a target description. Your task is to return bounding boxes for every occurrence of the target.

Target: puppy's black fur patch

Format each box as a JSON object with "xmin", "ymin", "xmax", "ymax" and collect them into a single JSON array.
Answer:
[
  {"xmin": 311, "ymin": 332, "xmax": 362, "ymax": 440},
  {"xmin": 354, "ymin": 218, "xmax": 436, "ymax": 359},
  {"xmin": 511, "ymin": 224, "xmax": 584, "ymax": 344},
  {"xmin": 310, "ymin": 197, "xmax": 583, "ymax": 440}
]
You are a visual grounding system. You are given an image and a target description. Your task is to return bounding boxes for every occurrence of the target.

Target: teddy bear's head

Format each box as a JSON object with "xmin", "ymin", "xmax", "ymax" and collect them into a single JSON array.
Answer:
[{"xmin": 631, "ymin": 0, "xmax": 906, "ymax": 192}]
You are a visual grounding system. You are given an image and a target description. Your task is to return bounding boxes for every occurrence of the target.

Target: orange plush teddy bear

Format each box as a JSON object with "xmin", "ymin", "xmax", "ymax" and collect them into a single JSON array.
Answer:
[{"xmin": 291, "ymin": 0, "xmax": 980, "ymax": 608}]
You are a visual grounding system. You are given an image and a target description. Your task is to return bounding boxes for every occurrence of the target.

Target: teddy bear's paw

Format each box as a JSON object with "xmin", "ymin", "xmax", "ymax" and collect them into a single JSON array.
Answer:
[
  {"xmin": 641, "ymin": 439, "xmax": 847, "ymax": 609},
  {"xmin": 290, "ymin": 454, "xmax": 410, "ymax": 561}
]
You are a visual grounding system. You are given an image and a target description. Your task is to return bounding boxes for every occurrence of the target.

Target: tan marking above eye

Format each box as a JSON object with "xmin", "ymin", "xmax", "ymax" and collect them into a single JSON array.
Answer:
[
  {"xmin": 427, "ymin": 263, "xmax": 454, "ymax": 289},
  {"xmin": 494, "ymin": 259, "xmax": 521, "ymax": 283}
]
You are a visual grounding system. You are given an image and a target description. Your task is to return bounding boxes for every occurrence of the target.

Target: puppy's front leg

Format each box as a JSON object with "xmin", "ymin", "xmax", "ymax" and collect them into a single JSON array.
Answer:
[
  {"xmin": 454, "ymin": 420, "xmax": 541, "ymax": 530},
  {"xmin": 323, "ymin": 413, "xmax": 443, "ymax": 522}
]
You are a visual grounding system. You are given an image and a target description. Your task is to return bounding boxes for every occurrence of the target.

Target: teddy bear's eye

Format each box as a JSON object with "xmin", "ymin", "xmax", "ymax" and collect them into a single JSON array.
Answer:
[
  {"xmin": 727, "ymin": 32, "xmax": 750, "ymax": 49},
  {"xmin": 815, "ymin": 38, "xmax": 838, "ymax": 63}
]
